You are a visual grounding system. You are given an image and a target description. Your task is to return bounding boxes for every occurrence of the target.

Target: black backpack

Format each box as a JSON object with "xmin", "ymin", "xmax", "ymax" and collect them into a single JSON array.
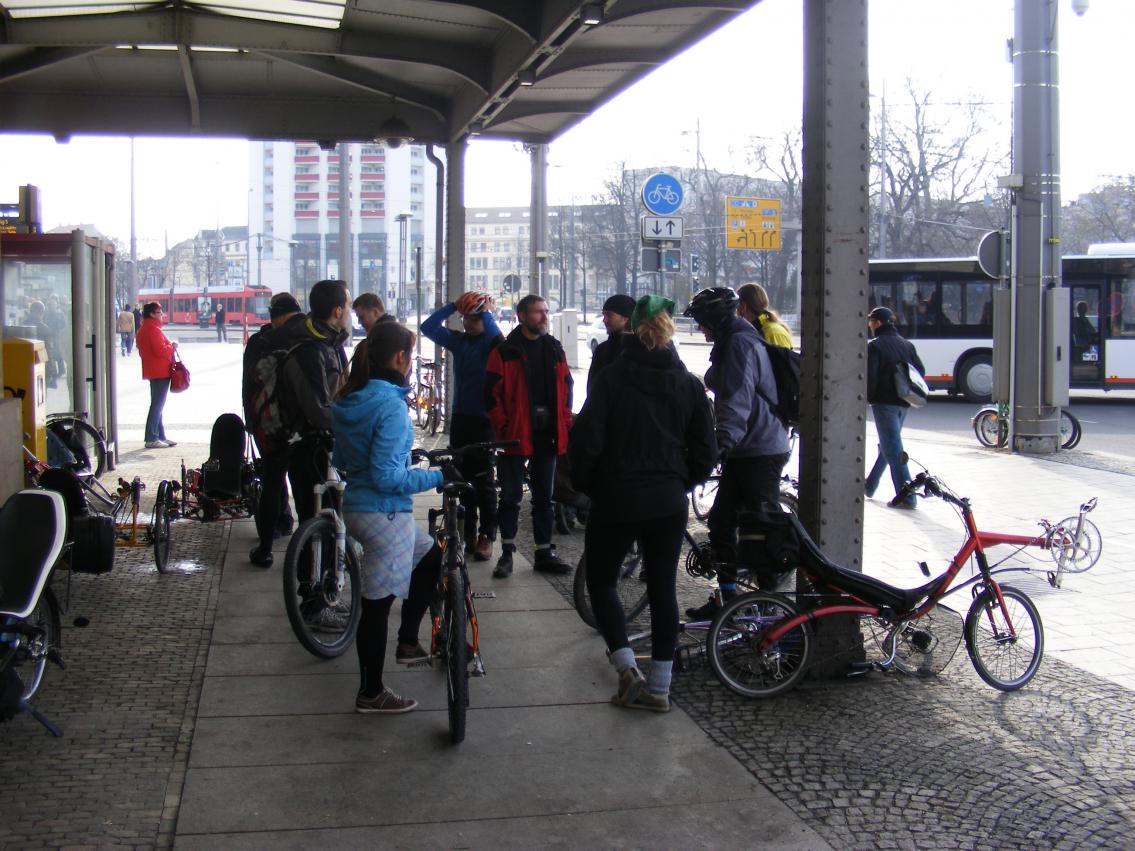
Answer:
[
  {"xmin": 755, "ymin": 337, "xmax": 801, "ymax": 427},
  {"xmin": 246, "ymin": 342, "xmax": 312, "ymax": 452}
]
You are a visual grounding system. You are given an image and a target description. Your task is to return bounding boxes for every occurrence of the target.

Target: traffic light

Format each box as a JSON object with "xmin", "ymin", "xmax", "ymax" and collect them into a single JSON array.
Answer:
[
  {"xmin": 662, "ymin": 249, "xmax": 681, "ymax": 272},
  {"xmin": 691, "ymin": 253, "xmax": 700, "ymax": 275}
]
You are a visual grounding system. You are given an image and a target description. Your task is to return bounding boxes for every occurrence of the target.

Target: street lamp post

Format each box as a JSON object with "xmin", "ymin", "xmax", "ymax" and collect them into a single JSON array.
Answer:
[
  {"xmin": 256, "ymin": 233, "xmax": 263, "ymax": 290},
  {"xmin": 396, "ymin": 212, "xmax": 411, "ymax": 317}
]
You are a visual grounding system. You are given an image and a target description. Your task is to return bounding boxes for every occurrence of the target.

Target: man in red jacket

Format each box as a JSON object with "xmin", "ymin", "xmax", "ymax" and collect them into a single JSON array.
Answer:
[{"xmin": 484, "ymin": 294, "xmax": 573, "ymax": 577}]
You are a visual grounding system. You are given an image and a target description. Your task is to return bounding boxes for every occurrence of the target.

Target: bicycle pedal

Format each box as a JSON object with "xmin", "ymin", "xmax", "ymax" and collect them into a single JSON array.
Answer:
[
  {"xmin": 471, "ymin": 657, "xmax": 487, "ymax": 677},
  {"xmin": 471, "ymin": 591, "xmax": 496, "ymax": 599}
]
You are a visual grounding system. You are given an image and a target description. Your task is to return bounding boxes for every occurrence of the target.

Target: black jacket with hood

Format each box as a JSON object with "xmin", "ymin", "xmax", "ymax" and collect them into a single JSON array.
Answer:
[
  {"xmin": 867, "ymin": 324, "xmax": 925, "ymax": 407},
  {"xmin": 569, "ymin": 335, "xmax": 716, "ymax": 522},
  {"xmin": 274, "ymin": 313, "xmax": 349, "ymax": 433}
]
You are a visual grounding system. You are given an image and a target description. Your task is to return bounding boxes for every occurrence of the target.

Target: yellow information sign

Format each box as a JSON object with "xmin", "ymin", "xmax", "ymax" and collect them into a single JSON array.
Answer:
[{"xmin": 725, "ymin": 196, "xmax": 781, "ymax": 250}]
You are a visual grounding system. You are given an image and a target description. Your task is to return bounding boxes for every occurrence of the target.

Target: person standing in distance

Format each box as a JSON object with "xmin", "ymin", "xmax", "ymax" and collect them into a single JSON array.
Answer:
[
  {"xmin": 865, "ymin": 306, "xmax": 925, "ymax": 509},
  {"xmin": 737, "ymin": 282, "xmax": 793, "ymax": 348},
  {"xmin": 215, "ymin": 301, "xmax": 227, "ymax": 342},
  {"xmin": 484, "ymin": 294, "xmax": 573, "ymax": 577},
  {"xmin": 136, "ymin": 301, "xmax": 179, "ymax": 449},
  {"xmin": 683, "ymin": 287, "xmax": 791, "ymax": 620},
  {"xmin": 586, "ymin": 293, "xmax": 636, "ymax": 393},
  {"xmin": 421, "ymin": 291, "xmax": 504, "ymax": 561},
  {"xmin": 571, "ymin": 294, "xmax": 716, "ymax": 713}
]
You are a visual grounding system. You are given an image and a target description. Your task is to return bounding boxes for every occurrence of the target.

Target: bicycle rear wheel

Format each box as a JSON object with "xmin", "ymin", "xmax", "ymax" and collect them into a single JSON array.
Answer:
[
  {"xmin": 8, "ymin": 587, "xmax": 62, "ymax": 704},
  {"xmin": 572, "ymin": 542, "xmax": 647, "ymax": 630},
  {"xmin": 427, "ymin": 385, "xmax": 442, "ymax": 436},
  {"xmin": 973, "ymin": 410, "xmax": 1006, "ymax": 448},
  {"xmin": 444, "ymin": 565, "xmax": 468, "ymax": 744},
  {"xmin": 152, "ymin": 480, "xmax": 172, "ymax": 573},
  {"xmin": 49, "ymin": 417, "xmax": 106, "ymax": 478},
  {"xmin": 964, "ymin": 586, "xmax": 1043, "ymax": 691},
  {"xmin": 708, "ymin": 591, "xmax": 810, "ymax": 698},
  {"xmin": 282, "ymin": 515, "xmax": 362, "ymax": 658}
]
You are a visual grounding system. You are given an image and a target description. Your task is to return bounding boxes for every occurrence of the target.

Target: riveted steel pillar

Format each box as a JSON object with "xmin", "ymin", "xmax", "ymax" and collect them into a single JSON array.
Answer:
[
  {"xmin": 799, "ymin": 0, "xmax": 870, "ymax": 573},
  {"xmin": 446, "ymin": 140, "xmax": 466, "ymax": 304}
]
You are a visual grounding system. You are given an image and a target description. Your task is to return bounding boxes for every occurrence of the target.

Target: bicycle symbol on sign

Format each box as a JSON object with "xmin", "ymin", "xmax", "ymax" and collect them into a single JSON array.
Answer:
[{"xmin": 647, "ymin": 184, "xmax": 679, "ymax": 207}]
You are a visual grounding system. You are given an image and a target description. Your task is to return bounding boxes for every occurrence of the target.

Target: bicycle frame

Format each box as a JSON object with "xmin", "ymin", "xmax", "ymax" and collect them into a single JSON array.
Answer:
[
  {"xmin": 308, "ymin": 471, "xmax": 348, "ymax": 597},
  {"xmin": 429, "ymin": 483, "xmax": 484, "ymax": 675}
]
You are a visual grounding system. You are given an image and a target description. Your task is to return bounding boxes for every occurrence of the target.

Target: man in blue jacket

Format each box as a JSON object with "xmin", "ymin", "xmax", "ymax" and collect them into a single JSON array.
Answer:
[
  {"xmin": 420, "ymin": 291, "xmax": 504, "ymax": 560},
  {"xmin": 683, "ymin": 287, "xmax": 791, "ymax": 620}
]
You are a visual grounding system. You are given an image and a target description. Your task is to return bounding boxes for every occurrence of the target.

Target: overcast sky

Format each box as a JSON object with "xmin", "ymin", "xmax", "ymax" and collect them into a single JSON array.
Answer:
[{"xmin": 1, "ymin": 0, "xmax": 1130, "ymax": 258}]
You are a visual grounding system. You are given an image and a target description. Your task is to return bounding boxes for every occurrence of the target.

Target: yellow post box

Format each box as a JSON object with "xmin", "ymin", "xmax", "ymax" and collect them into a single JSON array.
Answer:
[{"xmin": 2, "ymin": 337, "xmax": 48, "ymax": 461}]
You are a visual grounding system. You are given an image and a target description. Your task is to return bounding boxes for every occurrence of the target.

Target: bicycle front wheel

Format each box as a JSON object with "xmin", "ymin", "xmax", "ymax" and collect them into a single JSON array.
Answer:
[
  {"xmin": 10, "ymin": 587, "xmax": 62, "ymax": 704},
  {"xmin": 708, "ymin": 591, "xmax": 810, "ymax": 698},
  {"xmin": 1060, "ymin": 410, "xmax": 1082, "ymax": 450},
  {"xmin": 282, "ymin": 515, "xmax": 362, "ymax": 658},
  {"xmin": 964, "ymin": 586, "xmax": 1043, "ymax": 691},
  {"xmin": 973, "ymin": 410, "xmax": 1006, "ymax": 448},
  {"xmin": 692, "ymin": 478, "xmax": 719, "ymax": 521},
  {"xmin": 427, "ymin": 386, "xmax": 442, "ymax": 436},
  {"xmin": 572, "ymin": 542, "xmax": 647, "ymax": 630},
  {"xmin": 152, "ymin": 480, "xmax": 172, "ymax": 573},
  {"xmin": 50, "ymin": 417, "xmax": 107, "ymax": 478},
  {"xmin": 444, "ymin": 566, "xmax": 468, "ymax": 745}
]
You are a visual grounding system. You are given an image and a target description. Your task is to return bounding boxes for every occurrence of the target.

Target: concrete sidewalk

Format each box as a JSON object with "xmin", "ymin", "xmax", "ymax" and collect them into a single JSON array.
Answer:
[{"xmin": 174, "ymin": 512, "xmax": 828, "ymax": 849}]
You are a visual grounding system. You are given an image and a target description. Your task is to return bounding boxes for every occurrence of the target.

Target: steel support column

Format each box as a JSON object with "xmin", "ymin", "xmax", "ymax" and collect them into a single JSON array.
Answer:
[
  {"xmin": 445, "ymin": 140, "xmax": 466, "ymax": 304},
  {"xmin": 1010, "ymin": 0, "xmax": 1064, "ymax": 453},
  {"xmin": 799, "ymin": 0, "xmax": 870, "ymax": 569},
  {"xmin": 529, "ymin": 143, "xmax": 547, "ymax": 298}
]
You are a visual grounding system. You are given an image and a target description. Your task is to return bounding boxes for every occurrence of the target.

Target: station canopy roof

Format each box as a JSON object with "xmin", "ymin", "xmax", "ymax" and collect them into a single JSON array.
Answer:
[{"xmin": 0, "ymin": 0, "xmax": 759, "ymax": 144}]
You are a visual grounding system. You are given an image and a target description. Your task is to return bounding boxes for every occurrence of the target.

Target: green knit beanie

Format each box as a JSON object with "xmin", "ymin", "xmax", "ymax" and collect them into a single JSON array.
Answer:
[{"xmin": 630, "ymin": 294, "xmax": 675, "ymax": 330}]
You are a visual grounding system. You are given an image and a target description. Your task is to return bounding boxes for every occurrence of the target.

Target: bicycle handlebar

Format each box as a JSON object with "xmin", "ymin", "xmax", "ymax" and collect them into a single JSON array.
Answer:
[{"xmin": 422, "ymin": 440, "xmax": 519, "ymax": 465}]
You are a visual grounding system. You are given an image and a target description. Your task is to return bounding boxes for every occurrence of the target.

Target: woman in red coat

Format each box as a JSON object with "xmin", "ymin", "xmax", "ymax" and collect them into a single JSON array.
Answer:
[{"xmin": 135, "ymin": 301, "xmax": 179, "ymax": 449}]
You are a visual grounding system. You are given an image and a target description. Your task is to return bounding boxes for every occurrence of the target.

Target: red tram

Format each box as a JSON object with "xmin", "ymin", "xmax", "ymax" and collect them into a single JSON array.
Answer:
[{"xmin": 136, "ymin": 285, "xmax": 272, "ymax": 327}]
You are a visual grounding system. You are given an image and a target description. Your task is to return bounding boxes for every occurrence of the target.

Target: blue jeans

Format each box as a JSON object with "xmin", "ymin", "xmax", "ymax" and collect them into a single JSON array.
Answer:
[
  {"xmin": 866, "ymin": 404, "xmax": 913, "ymax": 504},
  {"xmin": 497, "ymin": 453, "xmax": 556, "ymax": 550},
  {"xmin": 145, "ymin": 378, "xmax": 170, "ymax": 443}
]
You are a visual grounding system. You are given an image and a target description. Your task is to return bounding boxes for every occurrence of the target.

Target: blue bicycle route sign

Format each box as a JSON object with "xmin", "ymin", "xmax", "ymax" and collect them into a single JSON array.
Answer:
[{"xmin": 641, "ymin": 173, "xmax": 684, "ymax": 216}]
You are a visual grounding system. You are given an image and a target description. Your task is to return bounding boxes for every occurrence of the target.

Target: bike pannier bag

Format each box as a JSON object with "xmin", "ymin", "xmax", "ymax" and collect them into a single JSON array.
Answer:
[
  {"xmin": 67, "ymin": 514, "xmax": 115, "ymax": 574},
  {"xmin": 737, "ymin": 509, "xmax": 800, "ymax": 585},
  {"xmin": 893, "ymin": 362, "xmax": 928, "ymax": 408}
]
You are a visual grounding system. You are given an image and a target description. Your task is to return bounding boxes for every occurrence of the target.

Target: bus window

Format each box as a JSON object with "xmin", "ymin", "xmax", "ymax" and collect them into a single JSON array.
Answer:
[
  {"xmin": 1113, "ymin": 276, "xmax": 1135, "ymax": 336},
  {"xmin": 896, "ymin": 281, "xmax": 921, "ymax": 335},
  {"xmin": 939, "ymin": 283, "xmax": 962, "ymax": 326},
  {"xmin": 964, "ymin": 281, "xmax": 994, "ymax": 333}
]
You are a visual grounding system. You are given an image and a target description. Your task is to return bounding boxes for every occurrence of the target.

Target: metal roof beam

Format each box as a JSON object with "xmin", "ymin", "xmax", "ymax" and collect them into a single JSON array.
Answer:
[
  {"xmin": 0, "ymin": 46, "xmax": 105, "ymax": 83},
  {"xmin": 428, "ymin": 0, "xmax": 542, "ymax": 40},
  {"xmin": 538, "ymin": 46, "xmax": 668, "ymax": 78},
  {"xmin": 177, "ymin": 45, "xmax": 202, "ymax": 129}
]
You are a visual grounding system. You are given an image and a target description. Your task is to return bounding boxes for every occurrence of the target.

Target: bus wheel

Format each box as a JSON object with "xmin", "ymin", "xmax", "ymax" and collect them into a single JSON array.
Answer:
[{"xmin": 957, "ymin": 354, "xmax": 993, "ymax": 404}]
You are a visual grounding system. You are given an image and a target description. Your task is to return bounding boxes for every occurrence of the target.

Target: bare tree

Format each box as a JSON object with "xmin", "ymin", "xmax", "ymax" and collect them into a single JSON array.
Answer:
[
  {"xmin": 1062, "ymin": 176, "xmax": 1135, "ymax": 252},
  {"xmin": 587, "ymin": 164, "xmax": 640, "ymax": 299},
  {"xmin": 871, "ymin": 82, "xmax": 1009, "ymax": 258},
  {"xmin": 748, "ymin": 129, "xmax": 804, "ymax": 313}
]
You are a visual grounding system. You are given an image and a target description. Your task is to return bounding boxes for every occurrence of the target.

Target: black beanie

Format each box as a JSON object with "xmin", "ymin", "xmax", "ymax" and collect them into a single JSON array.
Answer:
[{"xmin": 602, "ymin": 294, "xmax": 636, "ymax": 318}]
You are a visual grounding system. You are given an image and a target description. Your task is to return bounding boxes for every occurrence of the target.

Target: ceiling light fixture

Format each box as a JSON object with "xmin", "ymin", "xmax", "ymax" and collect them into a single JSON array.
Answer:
[
  {"xmin": 518, "ymin": 68, "xmax": 537, "ymax": 86},
  {"xmin": 377, "ymin": 98, "xmax": 414, "ymax": 148},
  {"xmin": 580, "ymin": 3, "xmax": 604, "ymax": 26}
]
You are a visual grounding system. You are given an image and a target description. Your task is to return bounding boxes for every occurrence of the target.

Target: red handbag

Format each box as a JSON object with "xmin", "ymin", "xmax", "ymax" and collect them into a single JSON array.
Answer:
[{"xmin": 169, "ymin": 352, "xmax": 191, "ymax": 393}]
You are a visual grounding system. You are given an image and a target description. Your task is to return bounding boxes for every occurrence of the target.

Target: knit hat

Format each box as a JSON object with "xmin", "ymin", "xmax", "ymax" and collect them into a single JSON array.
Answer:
[
  {"xmin": 602, "ymin": 294, "xmax": 636, "ymax": 318},
  {"xmin": 269, "ymin": 292, "xmax": 302, "ymax": 318},
  {"xmin": 868, "ymin": 306, "xmax": 895, "ymax": 324},
  {"xmin": 630, "ymin": 294, "xmax": 675, "ymax": 330}
]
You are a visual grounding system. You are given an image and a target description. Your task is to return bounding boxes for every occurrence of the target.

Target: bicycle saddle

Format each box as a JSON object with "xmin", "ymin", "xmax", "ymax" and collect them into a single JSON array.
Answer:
[
  {"xmin": 0, "ymin": 490, "xmax": 66, "ymax": 619},
  {"xmin": 785, "ymin": 512, "xmax": 938, "ymax": 614}
]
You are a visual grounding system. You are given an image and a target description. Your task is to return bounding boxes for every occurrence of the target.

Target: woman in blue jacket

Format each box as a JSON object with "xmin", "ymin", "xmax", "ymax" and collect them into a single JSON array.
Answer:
[{"xmin": 331, "ymin": 322, "xmax": 444, "ymax": 715}]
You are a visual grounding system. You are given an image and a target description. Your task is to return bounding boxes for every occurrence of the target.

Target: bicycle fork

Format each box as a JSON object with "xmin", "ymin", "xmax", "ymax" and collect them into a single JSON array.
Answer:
[{"xmin": 310, "ymin": 480, "xmax": 347, "ymax": 598}]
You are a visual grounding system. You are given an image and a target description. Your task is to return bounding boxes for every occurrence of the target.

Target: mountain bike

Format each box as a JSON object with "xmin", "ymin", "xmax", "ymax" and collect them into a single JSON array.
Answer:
[
  {"xmin": 281, "ymin": 438, "xmax": 362, "ymax": 658},
  {"xmin": 972, "ymin": 403, "xmax": 1082, "ymax": 450},
  {"xmin": 706, "ymin": 470, "xmax": 1101, "ymax": 699},
  {"xmin": 0, "ymin": 490, "xmax": 68, "ymax": 736},
  {"xmin": 421, "ymin": 439, "xmax": 517, "ymax": 744}
]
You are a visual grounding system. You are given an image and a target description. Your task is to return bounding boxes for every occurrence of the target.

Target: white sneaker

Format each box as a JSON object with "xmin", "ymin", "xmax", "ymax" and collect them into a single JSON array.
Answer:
[
  {"xmin": 161, "ymin": 438, "xmax": 178, "ymax": 447},
  {"xmin": 145, "ymin": 440, "xmax": 165, "ymax": 449}
]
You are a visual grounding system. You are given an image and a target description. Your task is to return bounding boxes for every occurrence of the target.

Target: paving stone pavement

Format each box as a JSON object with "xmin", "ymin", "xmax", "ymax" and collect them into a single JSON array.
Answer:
[{"xmin": 4, "ymin": 434, "xmax": 1134, "ymax": 849}]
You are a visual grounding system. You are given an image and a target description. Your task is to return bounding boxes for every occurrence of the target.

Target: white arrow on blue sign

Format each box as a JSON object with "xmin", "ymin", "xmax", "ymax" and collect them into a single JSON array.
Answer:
[{"xmin": 642, "ymin": 173, "xmax": 684, "ymax": 216}]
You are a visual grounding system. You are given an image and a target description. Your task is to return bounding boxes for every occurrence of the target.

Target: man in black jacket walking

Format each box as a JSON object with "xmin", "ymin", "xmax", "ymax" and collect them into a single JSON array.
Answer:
[{"xmin": 865, "ymin": 306, "xmax": 926, "ymax": 508}]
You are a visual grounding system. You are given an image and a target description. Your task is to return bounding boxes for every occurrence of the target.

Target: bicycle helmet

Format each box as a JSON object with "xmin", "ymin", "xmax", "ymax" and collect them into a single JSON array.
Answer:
[
  {"xmin": 455, "ymin": 290, "xmax": 494, "ymax": 317},
  {"xmin": 684, "ymin": 287, "xmax": 739, "ymax": 329}
]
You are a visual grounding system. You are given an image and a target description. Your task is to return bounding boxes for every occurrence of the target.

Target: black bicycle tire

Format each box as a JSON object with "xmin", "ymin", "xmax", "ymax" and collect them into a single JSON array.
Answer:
[
  {"xmin": 964, "ymin": 586, "xmax": 1043, "ymax": 691},
  {"xmin": 282, "ymin": 515, "xmax": 362, "ymax": 658},
  {"xmin": 153, "ymin": 480, "xmax": 172, "ymax": 573},
  {"xmin": 14, "ymin": 586, "xmax": 62, "ymax": 704},
  {"xmin": 973, "ymin": 410, "xmax": 1000, "ymax": 448},
  {"xmin": 707, "ymin": 591, "xmax": 811, "ymax": 699},
  {"xmin": 445, "ymin": 565, "xmax": 468, "ymax": 744},
  {"xmin": 49, "ymin": 417, "xmax": 107, "ymax": 478},
  {"xmin": 1060, "ymin": 410, "xmax": 1082, "ymax": 450},
  {"xmin": 427, "ymin": 385, "xmax": 441, "ymax": 436},
  {"xmin": 572, "ymin": 544, "xmax": 648, "ymax": 630}
]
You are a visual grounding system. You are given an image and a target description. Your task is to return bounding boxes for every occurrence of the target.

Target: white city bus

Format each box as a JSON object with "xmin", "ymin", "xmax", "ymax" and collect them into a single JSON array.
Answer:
[{"xmin": 868, "ymin": 251, "xmax": 1135, "ymax": 401}]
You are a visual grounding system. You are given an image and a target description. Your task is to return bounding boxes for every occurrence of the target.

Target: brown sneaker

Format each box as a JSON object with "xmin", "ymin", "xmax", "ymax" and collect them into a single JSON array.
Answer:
[
  {"xmin": 395, "ymin": 641, "xmax": 430, "ymax": 664},
  {"xmin": 610, "ymin": 666, "xmax": 645, "ymax": 707},
  {"xmin": 625, "ymin": 690, "xmax": 671, "ymax": 713},
  {"xmin": 355, "ymin": 688, "xmax": 418, "ymax": 714},
  {"xmin": 473, "ymin": 535, "xmax": 493, "ymax": 562}
]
